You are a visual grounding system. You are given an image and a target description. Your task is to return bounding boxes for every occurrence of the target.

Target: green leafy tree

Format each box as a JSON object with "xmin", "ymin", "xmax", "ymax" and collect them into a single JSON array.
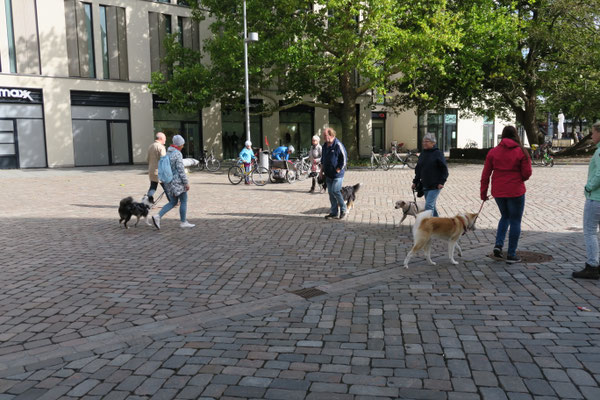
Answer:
[
  {"xmin": 150, "ymin": 0, "xmax": 459, "ymax": 158},
  {"xmin": 392, "ymin": 0, "xmax": 600, "ymax": 145}
]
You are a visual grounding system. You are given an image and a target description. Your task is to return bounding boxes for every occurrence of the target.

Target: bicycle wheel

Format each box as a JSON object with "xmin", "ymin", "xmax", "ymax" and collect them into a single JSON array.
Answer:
[
  {"xmin": 227, "ymin": 165, "xmax": 244, "ymax": 185},
  {"xmin": 296, "ymin": 163, "xmax": 309, "ymax": 181},
  {"xmin": 251, "ymin": 166, "xmax": 269, "ymax": 186},
  {"xmin": 405, "ymin": 154, "xmax": 418, "ymax": 169},
  {"xmin": 206, "ymin": 157, "xmax": 221, "ymax": 172},
  {"xmin": 285, "ymin": 170, "xmax": 296, "ymax": 183},
  {"xmin": 380, "ymin": 157, "xmax": 390, "ymax": 171}
]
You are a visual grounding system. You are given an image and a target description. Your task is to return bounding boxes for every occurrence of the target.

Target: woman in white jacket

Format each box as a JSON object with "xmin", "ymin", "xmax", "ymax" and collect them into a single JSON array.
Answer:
[{"xmin": 308, "ymin": 135, "xmax": 322, "ymax": 193}]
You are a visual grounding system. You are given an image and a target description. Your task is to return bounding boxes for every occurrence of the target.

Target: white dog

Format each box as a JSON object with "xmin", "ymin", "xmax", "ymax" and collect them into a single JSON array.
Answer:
[
  {"xmin": 403, "ymin": 210, "xmax": 478, "ymax": 268},
  {"xmin": 395, "ymin": 199, "xmax": 426, "ymax": 224}
]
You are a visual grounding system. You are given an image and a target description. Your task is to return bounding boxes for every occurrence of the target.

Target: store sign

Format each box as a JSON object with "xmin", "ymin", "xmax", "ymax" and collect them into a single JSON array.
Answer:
[{"xmin": 0, "ymin": 88, "xmax": 35, "ymax": 102}]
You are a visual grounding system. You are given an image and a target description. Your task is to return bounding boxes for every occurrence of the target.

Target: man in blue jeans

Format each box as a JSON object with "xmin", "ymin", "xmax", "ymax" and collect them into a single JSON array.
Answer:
[
  {"xmin": 320, "ymin": 127, "xmax": 348, "ymax": 220},
  {"xmin": 573, "ymin": 121, "xmax": 600, "ymax": 279}
]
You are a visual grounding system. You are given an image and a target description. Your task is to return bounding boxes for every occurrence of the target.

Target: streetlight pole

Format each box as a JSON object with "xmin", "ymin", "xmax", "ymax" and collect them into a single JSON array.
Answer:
[{"xmin": 243, "ymin": 0, "xmax": 258, "ymax": 144}]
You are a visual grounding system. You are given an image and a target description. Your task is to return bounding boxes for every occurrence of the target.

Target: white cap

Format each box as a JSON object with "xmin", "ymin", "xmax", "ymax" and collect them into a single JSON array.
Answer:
[
  {"xmin": 288, "ymin": 145, "xmax": 295, "ymax": 153},
  {"xmin": 245, "ymin": 140, "xmax": 252, "ymax": 147}
]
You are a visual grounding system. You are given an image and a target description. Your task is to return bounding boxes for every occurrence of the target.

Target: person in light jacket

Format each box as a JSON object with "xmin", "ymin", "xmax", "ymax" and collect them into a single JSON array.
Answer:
[
  {"xmin": 320, "ymin": 127, "xmax": 348, "ymax": 219},
  {"xmin": 572, "ymin": 121, "xmax": 600, "ymax": 279},
  {"xmin": 308, "ymin": 135, "xmax": 322, "ymax": 193},
  {"xmin": 146, "ymin": 132, "xmax": 167, "ymax": 203},
  {"xmin": 151, "ymin": 135, "xmax": 195, "ymax": 229},
  {"xmin": 480, "ymin": 126, "xmax": 532, "ymax": 264},
  {"xmin": 239, "ymin": 140, "xmax": 257, "ymax": 184}
]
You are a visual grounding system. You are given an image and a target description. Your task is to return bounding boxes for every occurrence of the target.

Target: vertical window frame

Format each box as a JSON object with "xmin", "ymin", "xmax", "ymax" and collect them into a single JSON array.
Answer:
[{"xmin": 4, "ymin": 0, "xmax": 16, "ymax": 73}]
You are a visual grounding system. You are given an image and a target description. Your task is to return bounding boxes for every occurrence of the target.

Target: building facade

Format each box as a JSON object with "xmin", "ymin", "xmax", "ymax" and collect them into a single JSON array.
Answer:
[{"xmin": 0, "ymin": 0, "xmax": 506, "ymax": 169}]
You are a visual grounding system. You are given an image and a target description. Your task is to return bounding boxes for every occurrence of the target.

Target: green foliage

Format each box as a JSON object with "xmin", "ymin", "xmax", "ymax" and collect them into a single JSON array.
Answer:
[{"xmin": 150, "ymin": 0, "xmax": 460, "ymax": 158}]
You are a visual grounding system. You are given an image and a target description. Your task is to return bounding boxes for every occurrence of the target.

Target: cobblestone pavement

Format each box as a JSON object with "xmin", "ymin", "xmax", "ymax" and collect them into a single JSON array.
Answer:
[{"xmin": 1, "ymin": 164, "xmax": 598, "ymax": 399}]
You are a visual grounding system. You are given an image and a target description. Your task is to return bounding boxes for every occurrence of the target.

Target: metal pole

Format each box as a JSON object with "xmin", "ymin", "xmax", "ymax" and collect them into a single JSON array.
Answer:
[{"xmin": 243, "ymin": 0, "xmax": 251, "ymax": 143}]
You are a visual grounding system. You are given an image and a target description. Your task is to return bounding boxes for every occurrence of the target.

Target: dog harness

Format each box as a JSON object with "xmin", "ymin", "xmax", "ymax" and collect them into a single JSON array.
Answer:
[{"xmin": 458, "ymin": 215, "xmax": 469, "ymax": 235}]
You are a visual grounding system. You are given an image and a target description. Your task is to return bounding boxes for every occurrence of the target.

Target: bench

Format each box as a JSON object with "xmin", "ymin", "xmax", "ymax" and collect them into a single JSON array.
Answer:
[{"xmin": 552, "ymin": 139, "xmax": 573, "ymax": 149}]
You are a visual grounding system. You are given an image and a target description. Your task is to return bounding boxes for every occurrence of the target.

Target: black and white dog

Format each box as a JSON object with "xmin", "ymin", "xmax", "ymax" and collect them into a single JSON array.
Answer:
[
  {"xmin": 118, "ymin": 195, "xmax": 153, "ymax": 228},
  {"xmin": 341, "ymin": 183, "xmax": 363, "ymax": 213}
]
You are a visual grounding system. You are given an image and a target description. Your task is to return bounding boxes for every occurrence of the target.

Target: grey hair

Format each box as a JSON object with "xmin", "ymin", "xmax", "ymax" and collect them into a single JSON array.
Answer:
[
  {"xmin": 423, "ymin": 133, "xmax": 437, "ymax": 143},
  {"xmin": 593, "ymin": 121, "xmax": 600, "ymax": 133}
]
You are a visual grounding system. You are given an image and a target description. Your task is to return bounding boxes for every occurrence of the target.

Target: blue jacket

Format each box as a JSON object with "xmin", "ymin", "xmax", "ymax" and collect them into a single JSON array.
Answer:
[
  {"xmin": 272, "ymin": 146, "xmax": 290, "ymax": 160},
  {"xmin": 413, "ymin": 146, "xmax": 448, "ymax": 190},
  {"xmin": 239, "ymin": 147, "xmax": 256, "ymax": 164},
  {"xmin": 322, "ymin": 138, "xmax": 347, "ymax": 179}
]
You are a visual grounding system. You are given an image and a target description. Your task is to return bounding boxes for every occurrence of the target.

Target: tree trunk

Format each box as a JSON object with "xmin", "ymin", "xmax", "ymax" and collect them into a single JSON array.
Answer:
[
  {"xmin": 515, "ymin": 96, "xmax": 544, "ymax": 145},
  {"xmin": 338, "ymin": 71, "xmax": 359, "ymax": 159}
]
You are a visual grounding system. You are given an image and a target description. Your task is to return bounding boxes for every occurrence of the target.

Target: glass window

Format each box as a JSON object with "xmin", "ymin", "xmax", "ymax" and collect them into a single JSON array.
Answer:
[
  {"xmin": 99, "ymin": 5, "xmax": 109, "ymax": 78},
  {"xmin": 100, "ymin": 5, "xmax": 128, "ymax": 80},
  {"xmin": 65, "ymin": 1, "xmax": 96, "ymax": 78},
  {"xmin": 371, "ymin": 113, "xmax": 386, "ymax": 152},
  {"xmin": 280, "ymin": 106, "xmax": 313, "ymax": 155},
  {"xmin": 483, "ymin": 116, "xmax": 494, "ymax": 148},
  {"xmin": 4, "ymin": 0, "xmax": 16, "ymax": 73},
  {"xmin": 222, "ymin": 105, "xmax": 262, "ymax": 159}
]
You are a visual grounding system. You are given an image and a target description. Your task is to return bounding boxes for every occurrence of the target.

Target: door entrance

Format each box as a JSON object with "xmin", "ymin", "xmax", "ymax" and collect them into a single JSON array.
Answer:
[{"xmin": 0, "ymin": 119, "xmax": 17, "ymax": 169}]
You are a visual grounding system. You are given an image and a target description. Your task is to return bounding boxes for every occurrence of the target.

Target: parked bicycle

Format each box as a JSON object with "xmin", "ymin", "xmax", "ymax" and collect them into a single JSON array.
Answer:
[
  {"xmin": 196, "ymin": 147, "xmax": 221, "ymax": 172},
  {"xmin": 531, "ymin": 142, "xmax": 554, "ymax": 167},
  {"xmin": 370, "ymin": 146, "xmax": 390, "ymax": 170},
  {"xmin": 387, "ymin": 145, "xmax": 418, "ymax": 169},
  {"xmin": 227, "ymin": 159, "xmax": 269, "ymax": 186},
  {"xmin": 292, "ymin": 155, "xmax": 310, "ymax": 181}
]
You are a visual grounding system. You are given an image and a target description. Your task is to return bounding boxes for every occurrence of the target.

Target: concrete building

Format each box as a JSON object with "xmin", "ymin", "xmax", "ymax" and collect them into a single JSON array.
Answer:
[{"xmin": 0, "ymin": 0, "xmax": 506, "ymax": 169}]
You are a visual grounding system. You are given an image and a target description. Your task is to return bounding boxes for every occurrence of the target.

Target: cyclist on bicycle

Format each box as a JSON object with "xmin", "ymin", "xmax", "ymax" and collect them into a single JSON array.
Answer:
[
  {"xmin": 272, "ymin": 145, "xmax": 294, "ymax": 160},
  {"xmin": 239, "ymin": 140, "xmax": 257, "ymax": 185}
]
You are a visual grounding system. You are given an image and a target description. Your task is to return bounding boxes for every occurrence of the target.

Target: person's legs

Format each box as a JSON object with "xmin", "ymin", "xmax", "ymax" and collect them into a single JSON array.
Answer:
[
  {"xmin": 331, "ymin": 178, "xmax": 347, "ymax": 215},
  {"xmin": 326, "ymin": 177, "xmax": 338, "ymax": 216},
  {"xmin": 244, "ymin": 163, "xmax": 251, "ymax": 183},
  {"xmin": 494, "ymin": 197, "xmax": 509, "ymax": 250},
  {"xmin": 423, "ymin": 189, "xmax": 441, "ymax": 217},
  {"xmin": 147, "ymin": 181, "xmax": 159, "ymax": 200},
  {"xmin": 158, "ymin": 194, "xmax": 178, "ymax": 218},
  {"xmin": 506, "ymin": 195, "xmax": 525, "ymax": 258},
  {"xmin": 178, "ymin": 192, "xmax": 188, "ymax": 222},
  {"xmin": 583, "ymin": 199, "xmax": 600, "ymax": 267}
]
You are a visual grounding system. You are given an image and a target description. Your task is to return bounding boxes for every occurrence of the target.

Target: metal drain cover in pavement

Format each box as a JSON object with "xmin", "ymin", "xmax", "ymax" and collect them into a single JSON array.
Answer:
[
  {"xmin": 488, "ymin": 250, "xmax": 553, "ymax": 263},
  {"xmin": 291, "ymin": 288, "xmax": 327, "ymax": 299}
]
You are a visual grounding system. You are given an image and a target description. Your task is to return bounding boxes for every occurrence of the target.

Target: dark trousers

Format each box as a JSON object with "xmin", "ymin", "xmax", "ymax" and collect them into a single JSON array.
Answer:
[{"xmin": 147, "ymin": 181, "xmax": 171, "ymax": 202}]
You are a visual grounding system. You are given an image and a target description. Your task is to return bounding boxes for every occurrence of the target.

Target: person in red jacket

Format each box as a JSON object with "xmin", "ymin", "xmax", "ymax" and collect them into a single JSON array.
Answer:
[{"xmin": 480, "ymin": 126, "xmax": 532, "ymax": 263}]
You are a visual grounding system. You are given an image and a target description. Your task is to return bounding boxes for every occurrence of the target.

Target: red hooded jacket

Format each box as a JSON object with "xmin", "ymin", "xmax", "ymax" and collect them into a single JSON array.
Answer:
[{"xmin": 480, "ymin": 138, "xmax": 532, "ymax": 199}]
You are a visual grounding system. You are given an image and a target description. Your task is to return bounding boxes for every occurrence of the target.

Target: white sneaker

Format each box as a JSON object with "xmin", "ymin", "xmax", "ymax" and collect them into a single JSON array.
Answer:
[
  {"xmin": 180, "ymin": 221, "xmax": 195, "ymax": 228},
  {"xmin": 152, "ymin": 215, "xmax": 161, "ymax": 230}
]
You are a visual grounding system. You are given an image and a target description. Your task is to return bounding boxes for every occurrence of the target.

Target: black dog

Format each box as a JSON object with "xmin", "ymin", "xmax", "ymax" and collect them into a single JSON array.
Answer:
[
  {"xmin": 119, "ymin": 196, "xmax": 152, "ymax": 229},
  {"xmin": 341, "ymin": 183, "xmax": 362, "ymax": 212}
]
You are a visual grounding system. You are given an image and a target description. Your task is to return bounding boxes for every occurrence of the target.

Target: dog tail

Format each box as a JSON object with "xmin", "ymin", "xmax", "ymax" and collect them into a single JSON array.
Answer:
[
  {"xmin": 353, "ymin": 183, "xmax": 362, "ymax": 193},
  {"xmin": 412, "ymin": 209, "xmax": 433, "ymax": 237}
]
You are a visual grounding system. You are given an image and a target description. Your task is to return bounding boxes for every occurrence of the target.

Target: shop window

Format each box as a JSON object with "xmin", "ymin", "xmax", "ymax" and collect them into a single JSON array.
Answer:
[
  {"xmin": 417, "ymin": 109, "xmax": 458, "ymax": 152},
  {"xmin": 222, "ymin": 102, "xmax": 262, "ymax": 159},
  {"xmin": 153, "ymin": 96, "xmax": 203, "ymax": 159},
  {"xmin": 64, "ymin": 1, "xmax": 96, "ymax": 78},
  {"xmin": 100, "ymin": 5, "xmax": 128, "ymax": 80},
  {"xmin": 483, "ymin": 116, "xmax": 494, "ymax": 148},
  {"xmin": 280, "ymin": 105, "xmax": 313, "ymax": 155}
]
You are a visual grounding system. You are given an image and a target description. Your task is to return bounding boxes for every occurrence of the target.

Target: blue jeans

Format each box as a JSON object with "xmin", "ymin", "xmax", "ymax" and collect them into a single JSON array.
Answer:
[
  {"xmin": 158, "ymin": 191, "xmax": 187, "ymax": 222},
  {"xmin": 494, "ymin": 195, "xmax": 525, "ymax": 257},
  {"xmin": 583, "ymin": 199, "xmax": 600, "ymax": 267},
  {"xmin": 326, "ymin": 177, "xmax": 346, "ymax": 216},
  {"xmin": 424, "ymin": 189, "xmax": 441, "ymax": 217}
]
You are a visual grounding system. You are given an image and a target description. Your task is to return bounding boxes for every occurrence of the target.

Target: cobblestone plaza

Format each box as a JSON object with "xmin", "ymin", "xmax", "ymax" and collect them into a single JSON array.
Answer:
[{"xmin": 0, "ymin": 164, "xmax": 598, "ymax": 399}]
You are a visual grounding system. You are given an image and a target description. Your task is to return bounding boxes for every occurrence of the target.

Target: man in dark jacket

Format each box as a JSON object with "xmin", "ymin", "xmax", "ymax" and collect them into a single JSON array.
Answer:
[
  {"xmin": 412, "ymin": 133, "xmax": 448, "ymax": 217},
  {"xmin": 320, "ymin": 127, "xmax": 348, "ymax": 219}
]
